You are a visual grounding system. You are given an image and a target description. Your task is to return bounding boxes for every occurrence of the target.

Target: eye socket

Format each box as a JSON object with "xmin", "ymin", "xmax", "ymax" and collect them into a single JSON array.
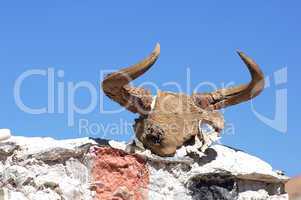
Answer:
[
  {"xmin": 145, "ymin": 124, "xmax": 164, "ymax": 144},
  {"xmin": 146, "ymin": 134, "xmax": 161, "ymax": 144}
]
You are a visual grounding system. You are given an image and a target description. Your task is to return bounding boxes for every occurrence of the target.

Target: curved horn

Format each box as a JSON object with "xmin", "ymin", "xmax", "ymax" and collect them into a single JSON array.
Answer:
[
  {"xmin": 193, "ymin": 51, "xmax": 265, "ymax": 110},
  {"xmin": 102, "ymin": 43, "xmax": 160, "ymax": 114}
]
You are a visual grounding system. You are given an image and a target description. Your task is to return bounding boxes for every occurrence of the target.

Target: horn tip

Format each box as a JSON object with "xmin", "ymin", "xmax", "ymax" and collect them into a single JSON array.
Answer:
[
  {"xmin": 236, "ymin": 50, "xmax": 244, "ymax": 56},
  {"xmin": 236, "ymin": 50, "xmax": 250, "ymax": 61},
  {"xmin": 154, "ymin": 42, "xmax": 161, "ymax": 54}
]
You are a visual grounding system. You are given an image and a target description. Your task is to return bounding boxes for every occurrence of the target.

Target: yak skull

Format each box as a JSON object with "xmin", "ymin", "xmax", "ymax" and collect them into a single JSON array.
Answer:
[{"xmin": 102, "ymin": 43, "xmax": 264, "ymax": 156}]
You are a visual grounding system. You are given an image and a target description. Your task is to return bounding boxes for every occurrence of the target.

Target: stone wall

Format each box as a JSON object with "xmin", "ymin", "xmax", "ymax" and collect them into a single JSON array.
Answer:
[{"xmin": 0, "ymin": 136, "xmax": 288, "ymax": 200}]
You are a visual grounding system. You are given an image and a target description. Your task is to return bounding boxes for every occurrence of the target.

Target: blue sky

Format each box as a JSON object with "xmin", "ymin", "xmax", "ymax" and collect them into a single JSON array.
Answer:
[{"xmin": 0, "ymin": 1, "xmax": 300, "ymax": 176}]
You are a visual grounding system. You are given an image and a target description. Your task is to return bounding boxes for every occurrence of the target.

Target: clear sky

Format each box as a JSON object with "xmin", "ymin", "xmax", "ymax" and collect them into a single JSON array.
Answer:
[{"xmin": 0, "ymin": 1, "xmax": 300, "ymax": 176}]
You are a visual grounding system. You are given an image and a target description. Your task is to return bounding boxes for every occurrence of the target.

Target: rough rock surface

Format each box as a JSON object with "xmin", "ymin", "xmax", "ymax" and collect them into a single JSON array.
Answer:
[
  {"xmin": 0, "ymin": 136, "xmax": 288, "ymax": 200},
  {"xmin": 91, "ymin": 147, "xmax": 149, "ymax": 200}
]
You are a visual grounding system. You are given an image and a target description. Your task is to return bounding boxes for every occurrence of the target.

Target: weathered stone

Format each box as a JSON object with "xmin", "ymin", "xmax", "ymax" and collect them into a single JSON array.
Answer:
[
  {"xmin": 34, "ymin": 164, "xmax": 66, "ymax": 188},
  {"xmin": 0, "ymin": 142, "xmax": 18, "ymax": 158},
  {"xmin": 27, "ymin": 189, "xmax": 61, "ymax": 200},
  {"xmin": 58, "ymin": 177, "xmax": 85, "ymax": 200},
  {"xmin": 187, "ymin": 174, "xmax": 238, "ymax": 200},
  {"xmin": 0, "ymin": 136, "xmax": 288, "ymax": 200},
  {"xmin": 8, "ymin": 189, "xmax": 29, "ymax": 200},
  {"xmin": 0, "ymin": 129, "xmax": 11, "ymax": 141},
  {"xmin": 1, "ymin": 165, "xmax": 33, "ymax": 187},
  {"xmin": 65, "ymin": 158, "xmax": 89, "ymax": 184},
  {"xmin": 91, "ymin": 147, "xmax": 149, "ymax": 200}
]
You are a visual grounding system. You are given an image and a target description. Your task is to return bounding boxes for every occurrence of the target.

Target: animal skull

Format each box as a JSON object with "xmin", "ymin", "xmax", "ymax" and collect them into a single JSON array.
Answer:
[{"xmin": 102, "ymin": 43, "xmax": 265, "ymax": 156}]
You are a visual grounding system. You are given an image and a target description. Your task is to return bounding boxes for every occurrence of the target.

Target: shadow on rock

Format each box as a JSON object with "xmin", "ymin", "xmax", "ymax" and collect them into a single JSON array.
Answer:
[{"xmin": 187, "ymin": 148, "xmax": 217, "ymax": 166}]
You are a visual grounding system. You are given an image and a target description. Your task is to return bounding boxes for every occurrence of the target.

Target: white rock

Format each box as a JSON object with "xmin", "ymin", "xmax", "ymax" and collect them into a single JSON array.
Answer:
[
  {"xmin": 0, "ymin": 136, "xmax": 288, "ymax": 200},
  {"xmin": 8, "ymin": 190, "xmax": 29, "ymax": 200},
  {"xmin": 108, "ymin": 140, "xmax": 127, "ymax": 150},
  {"xmin": 59, "ymin": 177, "xmax": 84, "ymax": 200},
  {"xmin": 146, "ymin": 143, "xmax": 288, "ymax": 199},
  {"xmin": 35, "ymin": 164, "xmax": 67, "ymax": 188},
  {"xmin": 22, "ymin": 186, "xmax": 36, "ymax": 197},
  {"xmin": 269, "ymin": 194, "xmax": 289, "ymax": 200},
  {"xmin": 2, "ymin": 165, "xmax": 33, "ymax": 187},
  {"xmin": 28, "ymin": 189, "xmax": 60, "ymax": 200},
  {"xmin": 65, "ymin": 158, "xmax": 89, "ymax": 184},
  {"xmin": 0, "ymin": 129, "xmax": 11, "ymax": 141},
  {"xmin": 238, "ymin": 190, "xmax": 269, "ymax": 200}
]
